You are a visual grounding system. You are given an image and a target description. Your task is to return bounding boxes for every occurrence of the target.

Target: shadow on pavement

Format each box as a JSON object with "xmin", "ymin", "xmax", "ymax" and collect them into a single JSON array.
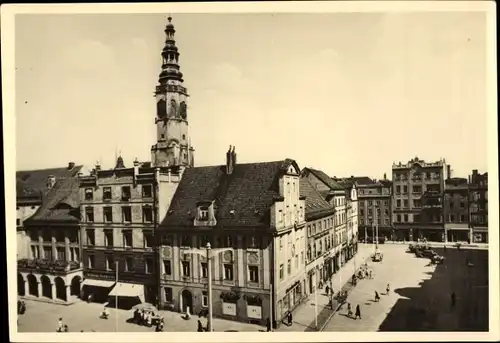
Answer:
[{"xmin": 377, "ymin": 248, "xmax": 489, "ymax": 332}]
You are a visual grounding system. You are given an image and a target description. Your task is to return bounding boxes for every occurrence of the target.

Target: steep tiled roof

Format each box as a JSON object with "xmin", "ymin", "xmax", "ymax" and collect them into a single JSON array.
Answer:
[
  {"xmin": 299, "ymin": 178, "xmax": 334, "ymax": 220},
  {"xmin": 304, "ymin": 168, "xmax": 344, "ymax": 190},
  {"xmin": 16, "ymin": 166, "xmax": 82, "ymax": 203},
  {"xmin": 333, "ymin": 176, "xmax": 375, "ymax": 187},
  {"xmin": 23, "ymin": 166, "xmax": 83, "ymax": 224},
  {"xmin": 161, "ymin": 159, "xmax": 298, "ymax": 228}
]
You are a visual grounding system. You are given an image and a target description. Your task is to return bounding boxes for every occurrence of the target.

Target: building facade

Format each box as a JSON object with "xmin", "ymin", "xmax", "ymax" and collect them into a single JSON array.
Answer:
[
  {"xmin": 354, "ymin": 176, "xmax": 393, "ymax": 242},
  {"xmin": 78, "ymin": 159, "xmax": 181, "ymax": 305},
  {"xmin": 300, "ymin": 178, "xmax": 336, "ymax": 295},
  {"xmin": 157, "ymin": 149, "xmax": 306, "ymax": 328},
  {"xmin": 332, "ymin": 177, "xmax": 360, "ymax": 259},
  {"xmin": 17, "ymin": 163, "xmax": 85, "ymax": 305},
  {"xmin": 468, "ymin": 169, "xmax": 488, "ymax": 243},
  {"xmin": 392, "ymin": 157, "xmax": 448, "ymax": 242},
  {"xmin": 444, "ymin": 177, "xmax": 470, "ymax": 242}
]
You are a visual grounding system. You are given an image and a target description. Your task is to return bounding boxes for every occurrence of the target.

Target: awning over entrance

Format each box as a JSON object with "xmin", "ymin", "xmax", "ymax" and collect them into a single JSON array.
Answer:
[
  {"xmin": 109, "ymin": 282, "xmax": 145, "ymax": 302},
  {"xmin": 82, "ymin": 279, "xmax": 115, "ymax": 288}
]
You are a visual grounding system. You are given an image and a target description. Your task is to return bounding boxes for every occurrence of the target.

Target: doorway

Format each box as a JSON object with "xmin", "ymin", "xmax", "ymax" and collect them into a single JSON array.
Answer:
[{"xmin": 181, "ymin": 289, "xmax": 193, "ymax": 313}]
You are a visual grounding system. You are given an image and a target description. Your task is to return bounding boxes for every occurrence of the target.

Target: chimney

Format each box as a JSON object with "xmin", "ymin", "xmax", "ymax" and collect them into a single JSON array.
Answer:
[
  {"xmin": 231, "ymin": 146, "xmax": 237, "ymax": 166},
  {"xmin": 226, "ymin": 145, "xmax": 235, "ymax": 175},
  {"xmin": 447, "ymin": 165, "xmax": 451, "ymax": 179},
  {"xmin": 383, "ymin": 173, "xmax": 387, "ymax": 180},
  {"xmin": 47, "ymin": 175, "xmax": 56, "ymax": 189},
  {"xmin": 95, "ymin": 161, "xmax": 101, "ymax": 172},
  {"xmin": 68, "ymin": 162, "xmax": 75, "ymax": 170},
  {"xmin": 133, "ymin": 158, "xmax": 140, "ymax": 167}
]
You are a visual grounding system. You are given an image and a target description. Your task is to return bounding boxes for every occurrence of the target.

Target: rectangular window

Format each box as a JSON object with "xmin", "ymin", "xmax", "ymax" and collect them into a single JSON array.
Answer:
[
  {"xmin": 106, "ymin": 255, "xmax": 115, "ymax": 271},
  {"xmin": 295, "ymin": 254, "xmax": 299, "ymax": 269},
  {"xmin": 368, "ymin": 200, "xmax": 372, "ymax": 206},
  {"xmin": 199, "ymin": 206, "xmax": 209, "ymax": 221},
  {"xmin": 43, "ymin": 247, "xmax": 52, "ymax": 260},
  {"xmin": 122, "ymin": 206, "xmax": 132, "ymax": 223},
  {"xmin": 412, "ymin": 186, "xmax": 422, "ymax": 193},
  {"xmin": 144, "ymin": 231, "xmax": 153, "ymax": 248},
  {"xmin": 182, "ymin": 261, "xmax": 190, "ymax": 277},
  {"xmin": 145, "ymin": 258, "xmax": 153, "ymax": 274},
  {"xmin": 248, "ymin": 265, "xmax": 259, "ymax": 283},
  {"xmin": 143, "ymin": 206, "xmax": 153, "ymax": 223},
  {"xmin": 403, "ymin": 200, "xmax": 409, "ymax": 208},
  {"xmin": 460, "ymin": 202, "xmax": 465, "ymax": 209},
  {"xmin": 201, "ymin": 262, "xmax": 208, "ymax": 278},
  {"xmin": 86, "ymin": 229, "xmax": 95, "ymax": 246},
  {"xmin": 125, "ymin": 257, "xmax": 134, "ymax": 272},
  {"xmin": 163, "ymin": 260, "xmax": 172, "ymax": 275},
  {"xmin": 70, "ymin": 248, "xmax": 80, "ymax": 262},
  {"xmin": 384, "ymin": 200, "xmax": 389, "ymax": 206},
  {"xmin": 121, "ymin": 186, "xmax": 131, "ymax": 201},
  {"xmin": 224, "ymin": 264, "xmax": 234, "ymax": 281},
  {"xmin": 88, "ymin": 255, "xmax": 95, "ymax": 269},
  {"xmin": 396, "ymin": 199, "xmax": 401, "ymax": 208},
  {"xmin": 103, "ymin": 206, "xmax": 113, "ymax": 223},
  {"xmin": 404, "ymin": 214, "xmax": 408, "ymax": 222},
  {"xmin": 123, "ymin": 230, "xmax": 132, "ymax": 247},
  {"xmin": 450, "ymin": 214, "xmax": 455, "ymax": 222},
  {"xmin": 85, "ymin": 207, "xmax": 94, "ymax": 223},
  {"xmin": 460, "ymin": 214, "xmax": 466, "ymax": 222},
  {"xmin": 201, "ymin": 291, "xmax": 209, "ymax": 307},
  {"xmin": 85, "ymin": 188, "xmax": 93, "ymax": 200},
  {"xmin": 396, "ymin": 215, "xmax": 401, "ymax": 223},
  {"xmin": 56, "ymin": 247, "xmax": 65, "ymax": 261},
  {"xmin": 164, "ymin": 287, "xmax": 173, "ymax": 302},
  {"xmin": 279, "ymin": 264, "xmax": 284, "ymax": 280},
  {"xmin": 142, "ymin": 185, "xmax": 153, "ymax": 198},
  {"xmin": 403, "ymin": 185, "xmax": 408, "ymax": 193},
  {"xmin": 103, "ymin": 187, "xmax": 112, "ymax": 200},
  {"xmin": 287, "ymin": 259, "xmax": 292, "ymax": 275},
  {"xmin": 104, "ymin": 229, "xmax": 113, "ymax": 247},
  {"xmin": 30, "ymin": 245, "xmax": 39, "ymax": 259},
  {"xmin": 301, "ymin": 251, "xmax": 304, "ymax": 264}
]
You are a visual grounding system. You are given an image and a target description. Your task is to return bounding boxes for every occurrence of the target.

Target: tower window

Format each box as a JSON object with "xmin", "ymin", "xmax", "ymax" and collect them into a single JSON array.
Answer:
[
  {"xmin": 161, "ymin": 134, "xmax": 165, "ymax": 140},
  {"xmin": 182, "ymin": 134, "xmax": 186, "ymax": 140}
]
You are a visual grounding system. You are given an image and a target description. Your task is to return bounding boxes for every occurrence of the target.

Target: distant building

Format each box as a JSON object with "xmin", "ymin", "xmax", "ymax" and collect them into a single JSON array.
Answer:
[
  {"xmin": 78, "ymin": 158, "xmax": 181, "ymax": 305},
  {"xmin": 444, "ymin": 177, "xmax": 469, "ymax": 242},
  {"xmin": 157, "ymin": 147, "xmax": 306, "ymax": 328},
  {"xmin": 300, "ymin": 178, "xmax": 336, "ymax": 295},
  {"xmin": 392, "ymin": 157, "xmax": 448, "ymax": 241},
  {"xmin": 352, "ymin": 175, "xmax": 393, "ymax": 242},
  {"xmin": 468, "ymin": 169, "xmax": 488, "ymax": 243},
  {"xmin": 17, "ymin": 162, "xmax": 84, "ymax": 304}
]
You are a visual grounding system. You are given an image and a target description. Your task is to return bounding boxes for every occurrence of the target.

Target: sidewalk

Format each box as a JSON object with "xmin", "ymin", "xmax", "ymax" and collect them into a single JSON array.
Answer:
[{"xmin": 277, "ymin": 244, "xmax": 374, "ymax": 332}]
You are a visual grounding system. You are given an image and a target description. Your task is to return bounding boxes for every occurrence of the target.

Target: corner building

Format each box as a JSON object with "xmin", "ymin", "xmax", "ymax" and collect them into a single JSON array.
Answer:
[{"xmin": 157, "ymin": 148, "xmax": 307, "ymax": 328}]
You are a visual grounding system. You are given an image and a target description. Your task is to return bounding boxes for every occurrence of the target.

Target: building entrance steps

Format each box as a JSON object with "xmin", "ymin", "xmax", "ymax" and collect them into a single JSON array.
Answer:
[{"xmin": 276, "ymin": 244, "xmax": 374, "ymax": 332}]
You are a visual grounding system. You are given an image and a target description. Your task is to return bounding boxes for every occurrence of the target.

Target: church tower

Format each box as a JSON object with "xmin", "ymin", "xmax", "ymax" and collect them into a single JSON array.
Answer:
[{"xmin": 151, "ymin": 17, "xmax": 195, "ymax": 168}]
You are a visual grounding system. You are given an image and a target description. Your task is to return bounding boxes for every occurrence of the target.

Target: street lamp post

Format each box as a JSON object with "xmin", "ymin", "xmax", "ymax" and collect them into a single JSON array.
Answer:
[{"xmin": 184, "ymin": 243, "xmax": 232, "ymax": 332}]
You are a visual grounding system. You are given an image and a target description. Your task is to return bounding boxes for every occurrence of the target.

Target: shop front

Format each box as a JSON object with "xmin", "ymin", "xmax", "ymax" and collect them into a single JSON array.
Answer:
[
  {"xmin": 472, "ymin": 227, "xmax": 488, "ymax": 243},
  {"xmin": 278, "ymin": 280, "xmax": 303, "ymax": 321}
]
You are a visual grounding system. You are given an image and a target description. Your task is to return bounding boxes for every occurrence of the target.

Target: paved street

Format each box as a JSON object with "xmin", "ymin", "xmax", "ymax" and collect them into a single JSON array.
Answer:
[
  {"xmin": 17, "ymin": 299, "xmax": 264, "ymax": 332},
  {"xmin": 323, "ymin": 244, "xmax": 489, "ymax": 332}
]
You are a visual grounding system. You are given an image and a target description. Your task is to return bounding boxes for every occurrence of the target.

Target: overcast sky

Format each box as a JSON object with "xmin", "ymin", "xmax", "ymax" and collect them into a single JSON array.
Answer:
[{"xmin": 15, "ymin": 12, "xmax": 488, "ymax": 178}]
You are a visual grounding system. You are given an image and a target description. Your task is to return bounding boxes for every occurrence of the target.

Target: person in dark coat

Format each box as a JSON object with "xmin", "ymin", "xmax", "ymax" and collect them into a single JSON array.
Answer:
[
  {"xmin": 266, "ymin": 318, "xmax": 272, "ymax": 332},
  {"xmin": 197, "ymin": 320, "xmax": 204, "ymax": 332},
  {"xmin": 325, "ymin": 284, "xmax": 330, "ymax": 296},
  {"xmin": 354, "ymin": 305, "xmax": 361, "ymax": 319},
  {"xmin": 287, "ymin": 311, "xmax": 293, "ymax": 326}
]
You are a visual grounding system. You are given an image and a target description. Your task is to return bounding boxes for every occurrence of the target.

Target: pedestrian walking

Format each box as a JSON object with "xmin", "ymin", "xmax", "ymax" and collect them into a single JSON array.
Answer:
[
  {"xmin": 287, "ymin": 311, "xmax": 293, "ymax": 326},
  {"xmin": 375, "ymin": 291, "xmax": 380, "ymax": 302},
  {"xmin": 197, "ymin": 320, "xmax": 204, "ymax": 332},
  {"xmin": 369, "ymin": 270, "xmax": 373, "ymax": 279},
  {"xmin": 347, "ymin": 303, "xmax": 353, "ymax": 318},
  {"xmin": 63, "ymin": 325, "xmax": 68, "ymax": 332},
  {"xmin": 266, "ymin": 317, "xmax": 272, "ymax": 332},
  {"xmin": 354, "ymin": 304, "xmax": 361, "ymax": 320},
  {"xmin": 56, "ymin": 318, "xmax": 63, "ymax": 332},
  {"xmin": 386, "ymin": 284, "xmax": 390, "ymax": 294},
  {"xmin": 325, "ymin": 284, "xmax": 330, "ymax": 296}
]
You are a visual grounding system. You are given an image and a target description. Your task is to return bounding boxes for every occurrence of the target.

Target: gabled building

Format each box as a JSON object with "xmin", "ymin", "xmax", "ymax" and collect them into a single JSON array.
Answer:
[
  {"xmin": 301, "ymin": 168, "xmax": 353, "ymax": 266},
  {"xmin": 17, "ymin": 162, "xmax": 85, "ymax": 305},
  {"xmin": 299, "ymin": 178, "xmax": 336, "ymax": 295},
  {"xmin": 157, "ymin": 147, "xmax": 306, "ymax": 328}
]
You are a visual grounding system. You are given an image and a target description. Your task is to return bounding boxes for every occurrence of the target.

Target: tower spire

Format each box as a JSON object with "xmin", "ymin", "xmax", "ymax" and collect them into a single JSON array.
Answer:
[{"xmin": 158, "ymin": 16, "xmax": 184, "ymax": 84}]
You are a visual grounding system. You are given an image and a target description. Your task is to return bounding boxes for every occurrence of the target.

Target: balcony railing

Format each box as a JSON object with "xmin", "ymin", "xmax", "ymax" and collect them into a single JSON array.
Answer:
[{"xmin": 17, "ymin": 258, "xmax": 82, "ymax": 273}]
